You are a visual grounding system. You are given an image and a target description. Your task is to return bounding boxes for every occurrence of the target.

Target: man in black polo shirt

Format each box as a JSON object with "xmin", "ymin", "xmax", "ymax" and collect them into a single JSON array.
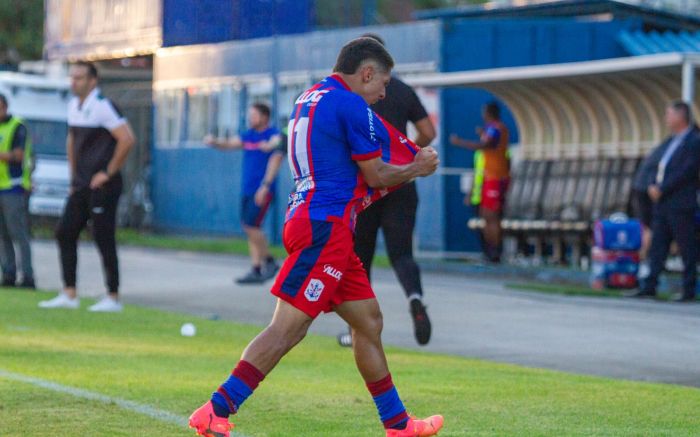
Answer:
[
  {"xmin": 39, "ymin": 61, "xmax": 135, "ymax": 312},
  {"xmin": 338, "ymin": 33, "xmax": 436, "ymax": 347}
]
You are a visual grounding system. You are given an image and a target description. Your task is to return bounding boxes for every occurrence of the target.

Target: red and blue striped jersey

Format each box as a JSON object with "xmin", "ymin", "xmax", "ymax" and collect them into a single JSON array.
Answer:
[{"xmin": 286, "ymin": 74, "xmax": 419, "ymax": 231}]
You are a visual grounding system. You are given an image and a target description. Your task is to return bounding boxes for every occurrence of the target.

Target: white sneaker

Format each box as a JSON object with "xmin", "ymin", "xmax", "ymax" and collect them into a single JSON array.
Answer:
[
  {"xmin": 88, "ymin": 296, "xmax": 123, "ymax": 312},
  {"xmin": 638, "ymin": 262, "xmax": 651, "ymax": 279},
  {"xmin": 38, "ymin": 292, "xmax": 80, "ymax": 309}
]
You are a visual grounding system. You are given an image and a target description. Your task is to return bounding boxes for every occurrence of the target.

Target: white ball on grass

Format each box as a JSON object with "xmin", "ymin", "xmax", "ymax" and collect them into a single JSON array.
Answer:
[{"xmin": 180, "ymin": 322, "xmax": 196, "ymax": 337}]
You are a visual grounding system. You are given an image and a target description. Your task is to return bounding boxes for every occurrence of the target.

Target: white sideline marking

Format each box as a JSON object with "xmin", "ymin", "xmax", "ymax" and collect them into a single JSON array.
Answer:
[{"xmin": 0, "ymin": 369, "xmax": 248, "ymax": 436}]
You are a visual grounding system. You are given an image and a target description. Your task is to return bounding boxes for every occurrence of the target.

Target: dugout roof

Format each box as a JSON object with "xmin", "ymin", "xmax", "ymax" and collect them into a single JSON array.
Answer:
[{"xmin": 406, "ymin": 53, "xmax": 700, "ymax": 159}]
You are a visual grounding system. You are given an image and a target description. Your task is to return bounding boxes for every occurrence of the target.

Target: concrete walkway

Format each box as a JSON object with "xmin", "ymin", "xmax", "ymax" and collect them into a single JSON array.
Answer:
[{"xmin": 29, "ymin": 241, "xmax": 700, "ymax": 387}]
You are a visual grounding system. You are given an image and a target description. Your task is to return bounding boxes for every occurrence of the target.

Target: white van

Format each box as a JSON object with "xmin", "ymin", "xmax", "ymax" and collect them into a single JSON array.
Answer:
[{"xmin": 0, "ymin": 72, "xmax": 71, "ymax": 217}]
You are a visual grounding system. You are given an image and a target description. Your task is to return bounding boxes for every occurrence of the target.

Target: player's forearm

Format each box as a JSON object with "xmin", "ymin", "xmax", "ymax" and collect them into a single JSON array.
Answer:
[
  {"xmin": 450, "ymin": 137, "xmax": 477, "ymax": 150},
  {"xmin": 105, "ymin": 138, "xmax": 134, "ymax": 177},
  {"xmin": 413, "ymin": 118, "xmax": 436, "ymax": 148},
  {"xmin": 414, "ymin": 132, "xmax": 433, "ymax": 148},
  {"xmin": 7, "ymin": 149, "xmax": 23, "ymax": 163},
  {"xmin": 217, "ymin": 138, "xmax": 243, "ymax": 149},
  {"xmin": 464, "ymin": 140, "xmax": 485, "ymax": 150},
  {"xmin": 261, "ymin": 153, "xmax": 284, "ymax": 186},
  {"xmin": 0, "ymin": 151, "xmax": 18, "ymax": 162},
  {"xmin": 262, "ymin": 134, "xmax": 282, "ymax": 151},
  {"xmin": 371, "ymin": 161, "xmax": 420, "ymax": 188}
]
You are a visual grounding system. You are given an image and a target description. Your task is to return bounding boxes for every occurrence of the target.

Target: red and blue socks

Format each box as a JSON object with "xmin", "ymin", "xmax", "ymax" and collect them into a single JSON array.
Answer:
[
  {"xmin": 367, "ymin": 374, "xmax": 409, "ymax": 430},
  {"xmin": 211, "ymin": 362, "xmax": 406, "ymax": 430},
  {"xmin": 211, "ymin": 360, "xmax": 265, "ymax": 418}
]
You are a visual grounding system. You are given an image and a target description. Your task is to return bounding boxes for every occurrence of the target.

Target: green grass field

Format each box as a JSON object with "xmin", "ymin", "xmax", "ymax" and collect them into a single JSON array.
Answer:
[{"xmin": 2, "ymin": 290, "xmax": 699, "ymax": 436}]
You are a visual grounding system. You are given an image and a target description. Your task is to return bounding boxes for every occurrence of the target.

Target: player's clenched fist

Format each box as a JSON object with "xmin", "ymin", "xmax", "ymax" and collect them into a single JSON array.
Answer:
[{"xmin": 413, "ymin": 146, "xmax": 439, "ymax": 176}]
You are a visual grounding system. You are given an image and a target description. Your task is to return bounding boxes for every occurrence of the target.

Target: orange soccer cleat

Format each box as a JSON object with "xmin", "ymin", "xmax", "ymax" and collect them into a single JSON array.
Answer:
[
  {"xmin": 189, "ymin": 401, "xmax": 235, "ymax": 437},
  {"xmin": 386, "ymin": 414, "xmax": 444, "ymax": 437}
]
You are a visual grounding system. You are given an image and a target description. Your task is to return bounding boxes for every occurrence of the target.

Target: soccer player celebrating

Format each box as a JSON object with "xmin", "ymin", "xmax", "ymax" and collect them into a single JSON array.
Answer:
[{"xmin": 190, "ymin": 38, "xmax": 443, "ymax": 437}]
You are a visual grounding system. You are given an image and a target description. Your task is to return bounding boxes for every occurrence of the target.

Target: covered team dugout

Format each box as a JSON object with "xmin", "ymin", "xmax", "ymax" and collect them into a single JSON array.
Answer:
[{"xmin": 405, "ymin": 52, "xmax": 700, "ymax": 265}]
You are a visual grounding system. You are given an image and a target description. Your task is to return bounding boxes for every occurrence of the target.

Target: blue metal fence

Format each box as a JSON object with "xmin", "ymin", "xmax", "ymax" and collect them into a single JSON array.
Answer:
[{"xmin": 161, "ymin": 0, "xmax": 313, "ymax": 47}]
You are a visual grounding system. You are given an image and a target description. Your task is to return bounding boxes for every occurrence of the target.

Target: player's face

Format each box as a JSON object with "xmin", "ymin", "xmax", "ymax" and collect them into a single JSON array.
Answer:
[
  {"xmin": 248, "ymin": 107, "xmax": 267, "ymax": 130},
  {"xmin": 358, "ymin": 64, "xmax": 391, "ymax": 105},
  {"xmin": 0, "ymin": 101, "xmax": 7, "ymax": 119},
  {"xmin": 664, "ymin": 106, "xmax": 685, "ymax": 132},
  {"xmin": 69, "ymin": 65, "xmax": 97, "ymax": 98}
]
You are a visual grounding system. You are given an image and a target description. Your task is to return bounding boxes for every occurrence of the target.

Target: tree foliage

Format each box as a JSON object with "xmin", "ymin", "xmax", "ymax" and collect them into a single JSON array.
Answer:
[{"xmin": 0, "ymin": 0, "xmax": 44, "ymax": 64}]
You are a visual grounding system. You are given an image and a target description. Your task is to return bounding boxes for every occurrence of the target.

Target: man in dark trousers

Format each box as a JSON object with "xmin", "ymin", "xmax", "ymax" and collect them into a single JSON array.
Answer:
[
  {"xmin": 38, "ymin": 61, "xmax": 135, "ymax": 312},
  {"xmin": 337, "ymin": 33, "xmax": 436, "ymax": 347},
  {"xmin": 0, "ymin": 94, "xmax": 35, "ymax": 288},
  {"xmin": 631, "ymin": 136, "xmax": 666, "ymax": 271},
  {"xmin": 628, "ymin": 101, "xmax": 700, "ymax": 302}
]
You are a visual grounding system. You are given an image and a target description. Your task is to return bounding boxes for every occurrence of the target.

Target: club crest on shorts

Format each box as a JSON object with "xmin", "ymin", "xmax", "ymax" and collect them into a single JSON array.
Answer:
[{"xmin": 304, "ymin": 278, "xmax": 325, "ymax": 302}]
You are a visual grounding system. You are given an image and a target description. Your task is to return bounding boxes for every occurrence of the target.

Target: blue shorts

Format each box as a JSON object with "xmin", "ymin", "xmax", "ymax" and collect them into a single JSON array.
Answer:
[{"xmin": 241, "ymin": 193, "xmax": 273, "ymax": 228}]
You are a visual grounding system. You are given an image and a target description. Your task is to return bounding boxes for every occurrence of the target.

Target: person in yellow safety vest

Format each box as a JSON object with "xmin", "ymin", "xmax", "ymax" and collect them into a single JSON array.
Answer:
[
  {"xmin": 0, "ymin": 94, "xmax": 34, "ymax": 288},
  {"xmin": 450, "ymin": 101, "xmax": 511, "ymax": 263}
]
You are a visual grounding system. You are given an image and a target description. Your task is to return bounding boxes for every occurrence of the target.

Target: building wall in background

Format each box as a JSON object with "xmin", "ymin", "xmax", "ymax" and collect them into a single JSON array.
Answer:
[{"xmin": 44, "ymin": 0, "xmax": 162, "ymax": 60}]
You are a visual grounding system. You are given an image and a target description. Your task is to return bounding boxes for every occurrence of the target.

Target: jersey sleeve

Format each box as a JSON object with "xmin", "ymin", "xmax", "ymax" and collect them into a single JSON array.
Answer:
[
  {"xmin": 98, "ymin": 99, "xmax": 127, "ymax": 130},
  {"xmin": 11, "ymin": 123, "xmax": 27, "ymax": 151},
  {"xmin": 483, "ymin": 125, "xmax": 501, "ymax": 149},
  {"xmin": 405, "ymin": 86, "xmax": 429, "ymax": 123},
  {"xmin": 275, "ymin": 133, "xmax": 288, "ymax": 155},
  {"xmin": 341, "ymin": 95, "xmax": 382, "ymax": 161},
  {"xmin": 267, "ymin": 127, "xmax": 286, "ymax": 155}
]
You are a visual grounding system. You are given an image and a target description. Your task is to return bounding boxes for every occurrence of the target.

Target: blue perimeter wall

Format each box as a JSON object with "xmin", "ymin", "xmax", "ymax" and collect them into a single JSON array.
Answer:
[
  {"xmin": 440, "ymin": 17, "xmax": 641, "ymax": 252},
  {"xmin": 151, "ymin": 147, "xmax": 288, "ymax": 241}
]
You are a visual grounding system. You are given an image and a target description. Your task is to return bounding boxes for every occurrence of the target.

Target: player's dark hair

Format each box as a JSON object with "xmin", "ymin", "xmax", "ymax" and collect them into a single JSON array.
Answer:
[
  {"xmin": 484, "ymin": 101, "xmax": 501, "ymax": 120},
  {"xmin": 333, "ymin": 37, "xmax": 394, "ymax": 75},
  {"xmin": 252, "ymin": 102, "xmax": 271, "ymax": 119},
  {"xmin": 0, "ymin": 93, "xmax": 7, "ymax": 108},
  {"xmin": 670, "ymin": 100, "xmax": 692, "ymax": 124},
  {"xmin": 361, "ymin": 33, "xmax": 385, "ymax": 46},
  {"xmin": 74, "ymin": 61, "xmax": 99, "ymax": 79}
]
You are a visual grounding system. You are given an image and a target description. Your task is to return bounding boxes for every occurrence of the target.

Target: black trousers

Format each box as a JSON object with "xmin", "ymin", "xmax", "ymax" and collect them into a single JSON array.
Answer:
[
  {"xmin": 56, "ymin": 178, "xmax": 122, "ymax": 293},
  {"xmin": 354, "ymin": 181, "xmax": 423, "ymax": 298},
  {"xmin": 645, "ymin": 206, "xmax": 698, "ymax": 296}
]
